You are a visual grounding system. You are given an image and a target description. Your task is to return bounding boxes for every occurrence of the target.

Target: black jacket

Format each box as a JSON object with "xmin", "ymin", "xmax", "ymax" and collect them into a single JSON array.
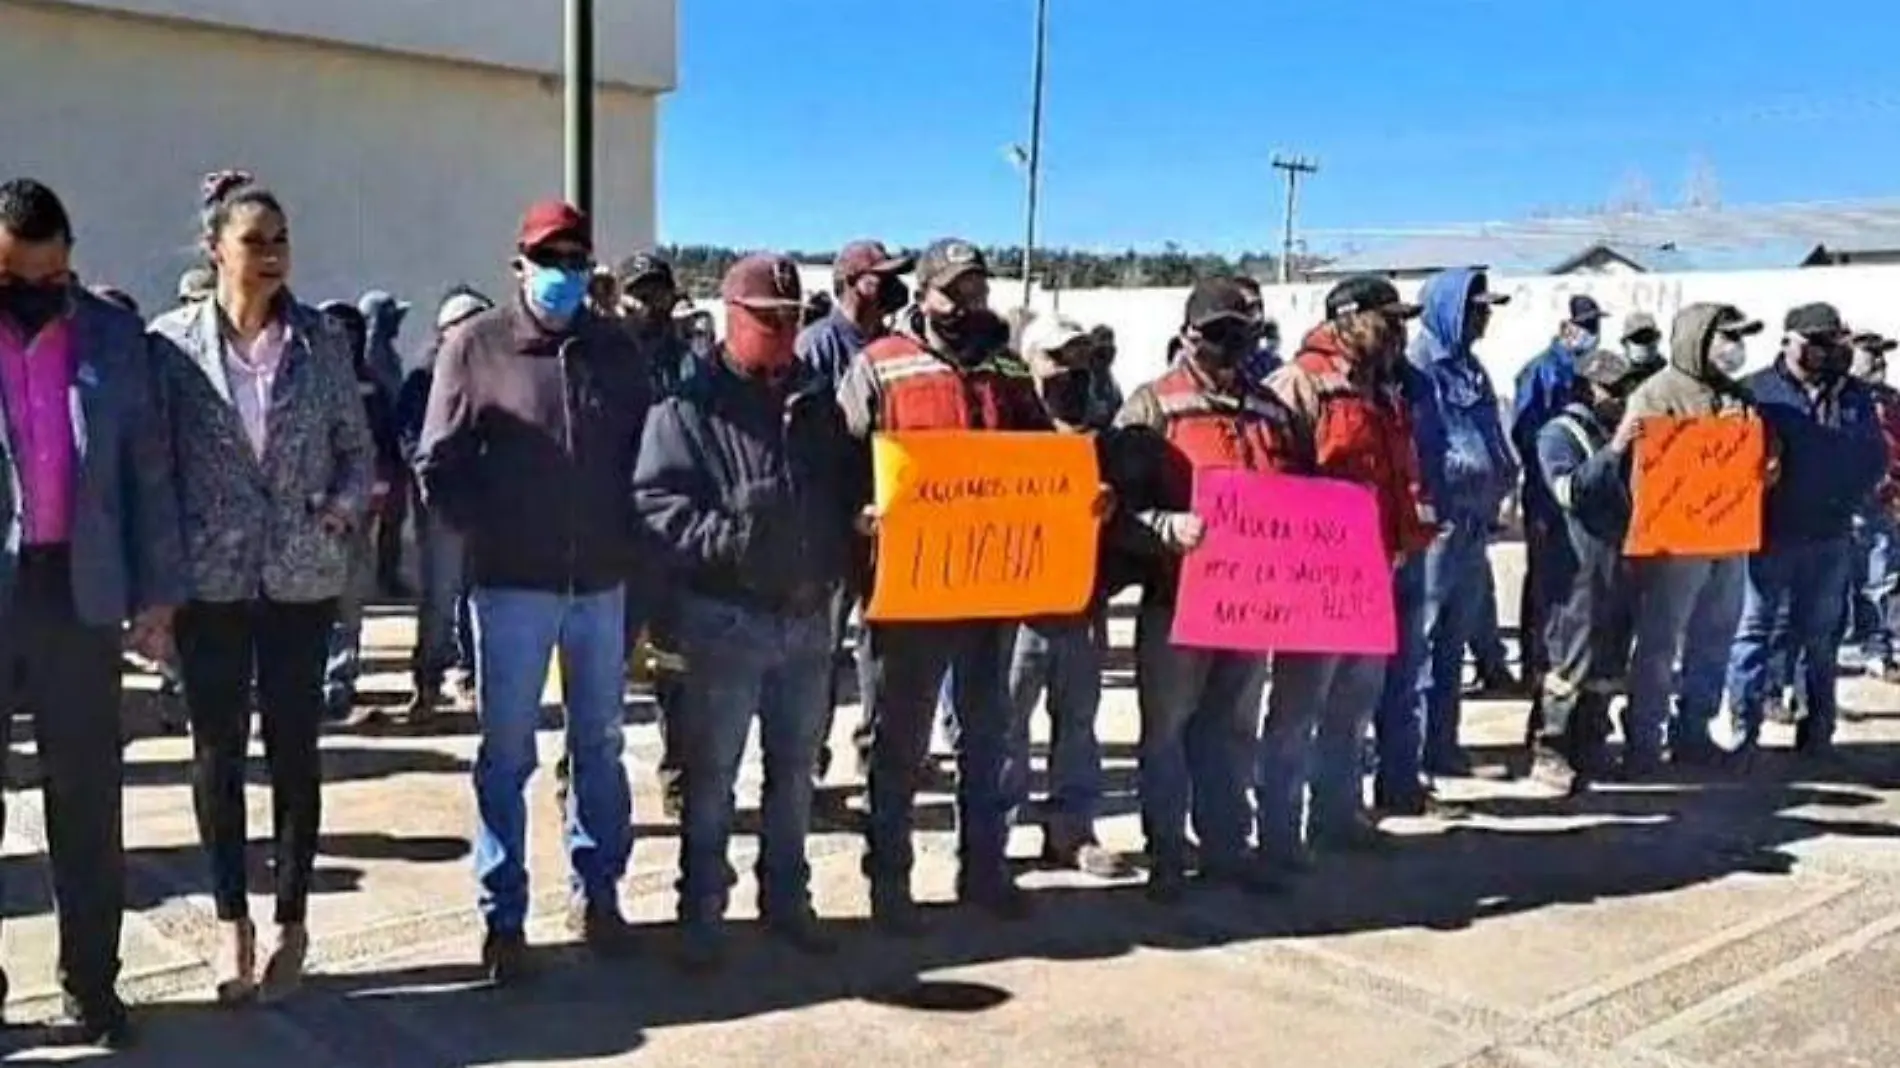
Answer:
[
  {"xmin": 633, "ymin": 353, "xmax": 860, "ymax": 615},
  {"xmin": 416, "ymin": 297, "xmax": 654, "ymax": 593}
]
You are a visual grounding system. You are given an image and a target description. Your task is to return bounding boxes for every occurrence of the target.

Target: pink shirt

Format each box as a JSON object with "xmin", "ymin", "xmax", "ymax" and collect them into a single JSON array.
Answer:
[
  {"xmin": 0, "ymin": 317, "xmax": 77, "ymax": 545},
  {"xmin": 223, "ymin": 321, "xmax": 288, "ymax": 460}
]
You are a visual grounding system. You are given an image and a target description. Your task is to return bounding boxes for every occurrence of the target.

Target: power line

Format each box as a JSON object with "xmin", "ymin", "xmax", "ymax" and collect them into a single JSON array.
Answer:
[{"xmin": 1271, "ymin": 154, "xmax": 1319, "ymax": 283}]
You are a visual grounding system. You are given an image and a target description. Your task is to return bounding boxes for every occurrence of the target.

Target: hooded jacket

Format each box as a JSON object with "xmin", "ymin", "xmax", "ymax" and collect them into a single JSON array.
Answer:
[
  {"xmin": 1742, "ymin": 360, "xmax": 1887, "ymax": 547},
  {"xmin": 1406, "ymin": 268, "xmax": 1518, "ymax": 526},
  {"xmin": 1513, "ymin": 338, "xmax": 1582, "ymax": 522},
  {"xmin": 1617, "ymin": 304, "xmax": 1754, "ymax": 428}
]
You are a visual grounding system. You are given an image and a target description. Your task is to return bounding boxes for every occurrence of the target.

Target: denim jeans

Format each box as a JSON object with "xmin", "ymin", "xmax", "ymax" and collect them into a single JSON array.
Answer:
[
  {"xmin": 670, "ymin": 594, "xmax": 831, "ymax": 923},
  {"xmin": 1004, "ymin": 613, "xmax": 1106, "ymax": 839},
  {"xmin": 470, "ymin": 584, "xmax": 634, "ymax": 934},
  {"xmin": 860, "ymin": 621, "xmax": 1013, "ymax": 889},
  {"xmin": 1417, "ymin": 522, "xmax": 1490, "ymax": 769},
  {"xmin": 1468, "ymin": 566, "xmax": 1511, "ymax": 677},
  {"xmin": 411, "ymin": 508, "xmax": 467, "ymax": 690},
  {"xmin": 1134, "ymin": 601, "xmax": 1266, "ymax": 870},
  {"xmin": 1850, "ymin": 514, "xmax": 1899, "ymax": 661},
  {"xmin": 1727, "ymin": 538, "xmax": 1855, "ymax": 747},
  {"xmin": 1374, "ymin": 556, "xmax": 1426, "ymax": 803},
  {"xmin": 1255, "ymin": 652, "xmax": 1384, "ymax": 859},
  {"xmin": 1625, "ymin": 555, "xmax": 1744, "ymax": 756},
  {"xmin": 323, "ymin": 524, "xmax": 375, "ymax": 710}
]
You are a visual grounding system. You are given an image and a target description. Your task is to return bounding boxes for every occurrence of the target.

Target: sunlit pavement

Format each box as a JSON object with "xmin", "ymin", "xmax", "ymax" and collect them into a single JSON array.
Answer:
[{"xmin": 3, "ymin": 546, "xmax": 1899, "ymax": 1067}]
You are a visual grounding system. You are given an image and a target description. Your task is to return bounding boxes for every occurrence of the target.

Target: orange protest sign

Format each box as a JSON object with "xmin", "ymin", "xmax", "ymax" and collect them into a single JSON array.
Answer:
[
  {"xmin": 1624, "ymin": 415, "xmax": 1766, "ymax": 557},
  {"xmin": 866, "ymin": 431, "xmax": 1100, "ymax": 622}
]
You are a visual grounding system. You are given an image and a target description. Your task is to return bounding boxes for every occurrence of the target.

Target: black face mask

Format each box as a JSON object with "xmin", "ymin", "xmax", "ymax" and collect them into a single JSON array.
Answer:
[
  {"xmin": 929, "ymin": 306, "xmax": 1004, "ymax": 363},
  {"xmin": 1040, "ymin": 369, "xmax": 1093, "ymax": 426},
  {"xmin": 1191, "ymin": 319, "xmax": 1257, "ymax": 373},
  {"xmin": 876, "ymin": 275, "xmax": 910, "ymax": 316},
  {"xmin": 0, "ymin": 280, "xmax": 68, "ymax": 337}
]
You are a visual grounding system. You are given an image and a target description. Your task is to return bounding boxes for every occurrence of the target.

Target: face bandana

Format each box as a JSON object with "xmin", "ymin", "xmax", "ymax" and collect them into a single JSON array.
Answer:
[
  {"xmin": 725, "ymin": 305, "xmax": 798, "ymax": 376},
  {"xmin": 0, "ymin": 280, "xmax": 68, "ymax": 337}
]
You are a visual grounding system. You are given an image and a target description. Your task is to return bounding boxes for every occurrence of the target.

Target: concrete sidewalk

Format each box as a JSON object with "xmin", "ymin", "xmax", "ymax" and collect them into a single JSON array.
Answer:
[{"xmin": 2, "ymin": 596, "xmax": 1898, "ymax": 1067}]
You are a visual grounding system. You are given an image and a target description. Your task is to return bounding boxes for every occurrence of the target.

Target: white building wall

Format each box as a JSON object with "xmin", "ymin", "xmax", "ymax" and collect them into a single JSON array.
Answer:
[{"xmin": 1, "ymin": 0, "xmax": 661, "ymax": 342}]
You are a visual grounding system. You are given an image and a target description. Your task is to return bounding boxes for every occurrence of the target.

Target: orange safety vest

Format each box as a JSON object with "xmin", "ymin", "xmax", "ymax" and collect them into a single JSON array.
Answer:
[
  {"xmin": 861, "ymin": 335, "xmax": 1045, "ymax": 432},
  {"xmin": 1293, "ymin": 350, "xmax": 1436, "ymax": 555},
  {"xmin": 1150, "ymin": 364, "xmax": 1309, "ymax": 509}
]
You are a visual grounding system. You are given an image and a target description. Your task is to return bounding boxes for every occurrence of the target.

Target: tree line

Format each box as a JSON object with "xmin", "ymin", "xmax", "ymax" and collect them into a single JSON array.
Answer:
[{"xmin": 653, "ymin": 243, "xmax": 1333, "ymax": 298}]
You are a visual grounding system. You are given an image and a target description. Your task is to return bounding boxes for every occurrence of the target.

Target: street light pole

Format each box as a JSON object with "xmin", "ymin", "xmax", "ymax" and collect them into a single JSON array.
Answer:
[
  {"xmin": 1020, "ymin": 0, "xmax": 1049, "ymax": 309},
  {"xmin": 1271, "ymin": 154, "xmax": 1318, "ymax": 284},
  {"xmin": 564, "ymin": 0, "xmax": 595, "ymax": 215}
]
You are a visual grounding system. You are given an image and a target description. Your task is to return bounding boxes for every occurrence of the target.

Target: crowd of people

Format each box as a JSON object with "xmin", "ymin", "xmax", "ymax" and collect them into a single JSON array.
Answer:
[{"xmin": 0, "ymin": 169, "xmax": 1892, "ymax": 1049}]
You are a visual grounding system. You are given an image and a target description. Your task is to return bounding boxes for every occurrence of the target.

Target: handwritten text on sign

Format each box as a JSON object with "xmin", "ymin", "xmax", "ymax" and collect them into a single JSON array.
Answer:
[
  {"xmin": 1624, "ymin": 416, "xmax": 1765, "ymax": 557},
  {"xmin": 866, "ymin": 431, "xmax": 1100, "ymax": 622},
  {"xmin": 1170, "ymin": 471, "xmax": 1397, "ymax": 655}
]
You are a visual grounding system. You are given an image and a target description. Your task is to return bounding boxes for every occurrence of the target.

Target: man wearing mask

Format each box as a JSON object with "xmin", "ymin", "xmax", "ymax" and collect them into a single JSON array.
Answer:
[
  {"xmin": 0, "ymin": 178, "xmax": 183, "ymax": 1047},
  {"xmin": 798, "ymin": 239, "xmax": 913, "ymax": 786},
  {"xmin": 1727, "ymin": 305, "xmax": 1886, "ymax": 763},
  {"xmin": 1407, "ymin": 268, "xmax": 1516, "ymax": 778},
  {"xmin": 634, "ymin": 254, "xmax": 858, "ymax": 970},
  {"xmin": 1849, "ymin": 332, "xmax": 1900, "ymax": 679},
  {"xmin": 1266, "ymin": 276, "xmax": 1436, "ymax": 863},
  {"xmin": 1512, "ymin": 295, "xmax": 1605, "ymax": 694},
  {"xmin": 1528, "ymin": 350, "xmax": 1644, "ymax": 793},
  {"xmin": 417, "ymin": 200, "xmax": 654, "ymax": 982},
  {"xmin": 1615, "ymin": 304, "xmax": 1761, "ymax": 768},
  {"xmin": 1005, "ymin": 315, "xmax": 1134, "ymax": 879},
  {"xmin": 836, "ymin": 238, "xmax": 1050, "ymax": 932},
  {"xmin": 1115, "ymin": 277, "xmax": 1313, "ymax": 901},
  {"xmin": 359, "ymin": 291, "xmax": 413, "ymax": 596},
  {"xmin": 617, "ymin": 252, "xmax": 696, "ymax": 399},
  {"xmin": 1232, "ymin": 275, "xmax": 1283, "ymax": 382},
  {"xmin": 1621, "ymin": 312, "xmax": 1666, "ymax": 376}
]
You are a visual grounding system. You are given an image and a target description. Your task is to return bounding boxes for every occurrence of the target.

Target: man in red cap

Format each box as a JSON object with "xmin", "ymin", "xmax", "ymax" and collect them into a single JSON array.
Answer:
[
  {"xmin": 635, "ymin": 254, "xmax": 861, "ymax": 970},
  {"xmin": 836, "ymin": 237, "xmax": 1051, "ymax": 933},
  {"xmin": 416, "ymin": 198, "xmax": 656, "ymax": 984}
]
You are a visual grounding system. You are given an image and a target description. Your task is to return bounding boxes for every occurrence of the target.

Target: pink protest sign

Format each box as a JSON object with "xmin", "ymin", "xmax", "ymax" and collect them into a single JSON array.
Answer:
[{"xmin": 1169, "ymin": 470, "xmax": 1398, "ymax": 655}]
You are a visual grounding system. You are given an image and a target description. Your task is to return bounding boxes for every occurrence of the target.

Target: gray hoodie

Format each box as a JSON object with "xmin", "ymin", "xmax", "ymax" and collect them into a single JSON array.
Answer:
[{"xmin": 1617, "ymin": 303, "xmax": 1753, "ymax": 432}]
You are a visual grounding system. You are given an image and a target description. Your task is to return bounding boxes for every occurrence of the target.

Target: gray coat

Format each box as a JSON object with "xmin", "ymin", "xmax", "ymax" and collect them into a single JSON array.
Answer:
[
  {"xmin": 0, "ymin": 290, "xmax": 186, "ymax": 626},
  {"xmin": 149, "ymin": 296, "xmax": 375, "ymax": 604}
]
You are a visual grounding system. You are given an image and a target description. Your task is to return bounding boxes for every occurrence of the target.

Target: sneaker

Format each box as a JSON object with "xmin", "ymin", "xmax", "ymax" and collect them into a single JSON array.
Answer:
[
  {"xmin": 259, "ymin": 923, "xmax": 309, "ymax": 1004},
  {"xmin": 870, "ymin": 883, "xmax": 926, "ymax": 938},
  {"xmin": 338, "ymin": 701, "xmax": 387, "ymax": 731},
  {"xmin": 481, "ymin": 930, "xmax": 530, "ymax": 987},
  {"xmin": 1043, "ymin": 836, "xmax": 1135, "ymax": 880},
  {"xmin": 50, "ymin": 994, "xmax": 134, "ymax": 1049},
  {"xmin": 1529, "ymin": 745, "xmax": 1584, "ymax": 795},
  {"xmin": 1145, "ymin": 861, "xmax": 1189, "ymax": 905},
  {"xmin": 566, "ymin": 898, "xmax": 639, "ymax": 958},
  {"xmin": 674, "ymin": 922, "xmax": 730, "ymax": 974},
  {"xmin": 763, "ymin": 908, "xmax": 840, "ymax": 957}
]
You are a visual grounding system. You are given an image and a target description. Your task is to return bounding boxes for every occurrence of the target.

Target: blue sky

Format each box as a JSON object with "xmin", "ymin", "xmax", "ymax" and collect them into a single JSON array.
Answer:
[{"xmin": 658, "ymin": 0, "xmax": 1900, "ymax": 256}]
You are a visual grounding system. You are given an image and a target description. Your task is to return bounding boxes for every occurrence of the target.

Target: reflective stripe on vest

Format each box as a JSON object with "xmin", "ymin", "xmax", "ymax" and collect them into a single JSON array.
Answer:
[{"xmin": 1548, "ymin": 415, "xmax": 1598, "ymax": 512}]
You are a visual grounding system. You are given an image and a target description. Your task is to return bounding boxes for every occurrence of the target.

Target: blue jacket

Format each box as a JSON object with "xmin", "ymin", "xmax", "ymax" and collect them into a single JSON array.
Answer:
[
  {"xmin": 1742, "ymin": 363, "xmax": 1888, "ymax": 547},
  {"xmin": 1406, "ymin": 268, "xmax": 1519, "ymax": 526},
  {"xmin": 795, "ymin": 308, "xmax": 872, "ymax": 388},
  {"xmin": 1513, "ymin": 339, "xmax": 1580, "ymax": 522}
]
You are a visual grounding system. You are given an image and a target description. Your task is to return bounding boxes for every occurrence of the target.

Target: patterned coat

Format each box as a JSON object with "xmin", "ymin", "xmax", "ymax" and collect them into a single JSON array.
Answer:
[{"xmin": 149, "ymin": 295, "xmax": 375, "ymax": 604}]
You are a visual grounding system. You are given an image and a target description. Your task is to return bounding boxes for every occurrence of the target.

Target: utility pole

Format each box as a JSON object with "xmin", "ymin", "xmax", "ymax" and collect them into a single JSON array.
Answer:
[
  {"xmin": 1020, "ymin": 0, "xmax": 1049, "ymax": 309},
  {"xmin": 1271, "ymin": 154, "xmax": 1318, "ymax": 284},
  {"xmin": 564, "ymin": 0, "xmax": 595, "ymax": 215}
]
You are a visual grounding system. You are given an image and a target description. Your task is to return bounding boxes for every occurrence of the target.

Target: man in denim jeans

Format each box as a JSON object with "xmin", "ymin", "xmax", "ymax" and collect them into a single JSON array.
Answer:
[
  {"xmin": 1727, "ymin": 304, "xmax": 1886, "ymax": 762},
  {"xmin": 1003, "ymin": 314, "xmax": 1134, "ymax": 879},
  {"xmin": 1615, "ymin": 304, "xmax": 1762, "ymax": 765},
  {"xmin": 417, "ymin": 200, "xmax": 655, "ymax": 984},
  {"xmin": 635, "ymin": 254, "xmax": 858, "ymax": 971}
]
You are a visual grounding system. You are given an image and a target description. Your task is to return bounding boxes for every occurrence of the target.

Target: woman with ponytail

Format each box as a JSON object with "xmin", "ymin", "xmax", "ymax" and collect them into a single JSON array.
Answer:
[{"xmin": 147, "ymin": 171, "xmax": 374, "ymax": 1003}]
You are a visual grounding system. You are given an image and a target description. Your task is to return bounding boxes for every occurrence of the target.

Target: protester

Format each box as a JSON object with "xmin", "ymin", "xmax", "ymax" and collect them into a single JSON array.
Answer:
[
  {"xmin": 1512, "ymin": 295, "xmax": 1605, "ymax": 694},
  {"xmin": 89, "ymin": 286, "xmax": 139, "ymax": 317},
  {"xmin": 1266, "ymin": 275, "xmax": 1435, "ymax": 863},
  {"xmin": 1114, "ymin": 276, "xmax": 1313, "ymax": 901},
  {"xmin": 1407, "ymin": 268, "xmax": 1516, "ymax": 778},
  {"xmin": 836, "ymin": 237, "xmax": 1049, "ymax": 932},
  {"xmin": 150, "ymin": 171, "xmax": 373, "ymax": 1007},
  {"xmin": 178, "ymin": 264, "xmax": 216, "ymax": 305},
  {"xmin": 359, "ymin": 290, "xmax": 413, "ymax": 596},
  {"xmin": 1727, "ymin": 304, "xmax": 1886, "ymax": 763},
  {"xmin": 416, "ymin": 198, "xmax": 655, "ymax": 982},
  {"xmin": 1004, "ymin": 314, "xmax": 1134, "ymax": 879},
  {"xmin": 1232, "ymin": 274, "xmax": 1282, "ymax": 382},
  {"xmin": 397, "ymin": 286, "xmax": 492, "ymax": 718},
  {"xmin": 634, "ymin": 253, "xmax": 858, "ymax": 969},
  {"xmin": 1087, "ymin": 324, "xmax": 1126, "ymax": 420},
  {"xmin": 1527, "ymin": 349, "xmax": 1644, "ymax": 791},
  {"xmin": 315, "ymin": 299, "xmax": 398, "ymax": 725},
  {"xmin": 1615, "ymin": 303, "xmax": 1761, "ymax": 766},
  {"xmin": 0, "ymin": 177, "xmax": 182, "ymax": 1047},
  {"xmin": 1465, "ymin": 568, "xmax": 1520, "ymax": 696},
  {"xmin": 1848, "ymin": 331, "xmax": 1900, "ymax": 679},
  {"xmin": 1621, "ymin": 312, "xmax": 1665, "ymax": 375}
]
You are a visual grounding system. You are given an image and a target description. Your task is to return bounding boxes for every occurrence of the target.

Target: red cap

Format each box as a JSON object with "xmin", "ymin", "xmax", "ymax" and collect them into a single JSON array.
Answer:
[
  {"xmin": 516, "ymin": 199, "xmax": 590, "ymax": 252},
  {"xmin": 833, "ymin": 240, "xmax": 914, "ymax": 282},
  {"xmin": 721, "ymin": 254, "xmax": 803, "ymax": 309}
]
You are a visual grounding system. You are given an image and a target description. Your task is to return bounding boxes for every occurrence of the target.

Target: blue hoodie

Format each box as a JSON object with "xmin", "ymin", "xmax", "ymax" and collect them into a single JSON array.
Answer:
[
  {"xmin": 1512, "ymin": 338, "xmax": 1581, "ymax": 522},
  {"xmin": 1406, "ymin": 268, "xmax": 1519, "ymax": 526}
]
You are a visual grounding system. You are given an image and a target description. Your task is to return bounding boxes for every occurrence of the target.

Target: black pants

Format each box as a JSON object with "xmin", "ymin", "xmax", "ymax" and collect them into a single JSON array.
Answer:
[
  {"xmin": 0, "ymin": 548, "xmax": 126, "ymax": 1007},
  {"xmin": 1533, "ymin": 537, "xmax": 1634, "ymax": 769},
  {"xmin": 376, "ymin": 471, "xmax": 410, "ymax": 591},
  {"xmin": 176, "ymin": 598, "xmax": 336, "ymax": 924}
]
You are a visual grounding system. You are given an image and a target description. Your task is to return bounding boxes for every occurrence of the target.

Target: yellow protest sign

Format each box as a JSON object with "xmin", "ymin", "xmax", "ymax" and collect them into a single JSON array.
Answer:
[
  {"xmin": 866, "ymin": 431, "xmax": 1100, "ymax": 622},
  {"xmin": 1625, "ymin": 415, "xmax": 1767, "ymax": 557}
]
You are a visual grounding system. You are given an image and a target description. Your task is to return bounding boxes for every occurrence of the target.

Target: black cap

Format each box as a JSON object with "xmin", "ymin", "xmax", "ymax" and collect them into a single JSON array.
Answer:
[
  {"xmin": 1786, "ymin": 302, "xmax": 1847, "ymax": 338},
  {"xmin": 1714, "ymin": 306, "xmax": 1765, "ymax": 337},
  {"xmin": 1324, "ymin": 274, "xmax": 1422, "ymax": 320},
  {"xmin": 1568, "ymin": 294, "xmax": 1605, "ymax": 326},
  {"xmin": 915, "ymin": 238, "xmax": 988, "ymax": 291},
  {"xmin": 1575, "ymin": 348, "xmax": 1635, "ymax": 388},
  {"xmin": 1469, "ymin": 273, "xmax": 1512, "ymax": 307},
  {"xmin": 1855, "ymin": 331, "xmax": 1899, "ymax": 354},
  {"xmin": 616, "ymin": 252, "xmax": 674, "ymax": 290},
  {"xmin": 1185, "ymin": 277, "xmax": 1256, "ymax": 328}
]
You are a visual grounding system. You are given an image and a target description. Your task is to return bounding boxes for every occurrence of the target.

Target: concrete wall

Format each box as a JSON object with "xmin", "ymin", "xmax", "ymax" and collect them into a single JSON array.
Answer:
[{"xmin": 1, "ymin": 0, "xmax": 660, "ymax": 340}]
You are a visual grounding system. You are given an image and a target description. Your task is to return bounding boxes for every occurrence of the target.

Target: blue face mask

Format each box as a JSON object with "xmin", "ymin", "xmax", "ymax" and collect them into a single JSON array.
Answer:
[
  {"xmin": 526, "ymin": 265, "xmax": 588, "ymax": 319},
  {"xmin": 1570, "ymin": 330, "xmax": 1599, "ymax": 354}
]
